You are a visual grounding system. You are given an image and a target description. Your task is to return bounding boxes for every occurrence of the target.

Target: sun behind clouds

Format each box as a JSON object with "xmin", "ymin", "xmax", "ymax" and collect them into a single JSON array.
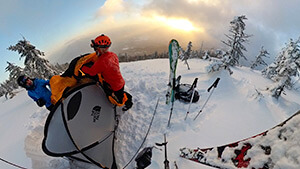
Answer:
[{"xmin": 153, "ymin": 15, "xmax": 204, "ymax": 32}]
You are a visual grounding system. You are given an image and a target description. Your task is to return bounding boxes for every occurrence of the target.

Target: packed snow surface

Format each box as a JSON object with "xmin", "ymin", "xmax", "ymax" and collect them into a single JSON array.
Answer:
[{"xmin": 1, "ymin": 58, "xmax": 300, "ymax": 169}]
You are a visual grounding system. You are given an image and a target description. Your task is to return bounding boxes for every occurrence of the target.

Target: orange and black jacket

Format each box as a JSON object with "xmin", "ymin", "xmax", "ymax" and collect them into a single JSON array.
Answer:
[{"xmin": 81, "ymin": 51, "xmax": 125, "ymax": 92}]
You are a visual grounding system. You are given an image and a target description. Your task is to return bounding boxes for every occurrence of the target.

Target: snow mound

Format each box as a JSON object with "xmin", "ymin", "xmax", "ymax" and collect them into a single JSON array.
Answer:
[{"xmin": 1, "ymin": 58, "xmax": 300, "ymax": 169}]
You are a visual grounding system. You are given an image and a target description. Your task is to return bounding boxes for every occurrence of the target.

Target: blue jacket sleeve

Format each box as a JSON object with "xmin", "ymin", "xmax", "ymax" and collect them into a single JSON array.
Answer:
[
  {"xmin": 28, "ymin": 91, "xmax": 38, "ymax": 101},
  {"xmin": 38, "ymin": 79, "xmax": 50, "ymax": 87}
]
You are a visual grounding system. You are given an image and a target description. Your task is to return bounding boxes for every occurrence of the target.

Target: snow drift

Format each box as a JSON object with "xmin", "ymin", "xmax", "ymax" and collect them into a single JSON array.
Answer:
[{"xmin": 1, "ymin": 58, "xmax": 300, "ymax": 169}]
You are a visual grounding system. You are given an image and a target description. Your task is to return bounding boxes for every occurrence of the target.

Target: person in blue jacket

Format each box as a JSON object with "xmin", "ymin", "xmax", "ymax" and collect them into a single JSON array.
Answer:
[{"xmin": 17, "ymin": 75, "xmax": 54, "ymax": 111}]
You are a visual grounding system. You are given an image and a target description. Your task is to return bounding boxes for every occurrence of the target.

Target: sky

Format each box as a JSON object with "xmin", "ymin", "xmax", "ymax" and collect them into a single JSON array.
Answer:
[{"xmin": 1, "ymin": 0, "xmax": 300, "ymax": 83}]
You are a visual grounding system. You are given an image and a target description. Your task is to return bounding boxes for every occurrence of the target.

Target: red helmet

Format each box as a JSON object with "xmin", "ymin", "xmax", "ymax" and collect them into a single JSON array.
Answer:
[{"xmin": 91, "ymin": 34, "xmax": 111, "ymax": 48}]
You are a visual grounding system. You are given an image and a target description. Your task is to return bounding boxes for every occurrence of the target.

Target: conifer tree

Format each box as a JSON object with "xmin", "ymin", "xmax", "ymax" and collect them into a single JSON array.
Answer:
[
  {"xmin": 203, "ymin": 51, "xmax": 210, "ymax": 60},
  {"xmin": 0, "ymin": 62, "xmax": 23, "ymax": 98},
  {"xmin": 0, "ymin": 37, "xmax": 66, "ymax": 99},
  {"xmin": 222, "ymin": 15, "xmax": 252, "ymax": 66},
  {"xmin": 1, "ymin": 62, "xmax": 24, "ymax": 96},
  {"xmin": 54, "ymin": 63, "xmax": 69, "ymax": 73},
  {"xmin": 5, "ymin": 62, "xmax": 23, "ymax": 80},
  {"xmin": 7, "ymin": 37, "xmax": 58, "ymax": 79},
  {"xmin": 180, "ymin": 41, "xmax": 192, "ymax": 70},
  {"xmin": 207, "ymin": 15, "xmax": 251, "ymax": 75},
  {"xmin": 0, "ymin": 86, "xmax": 5, "ymax": 98},
  {"xmin": 251, "ymin": 46, "xmax": 269, "ymax": 70},
  {"xmin": 262, "ymin": 38, "xmax": 300, "ymax": 98},
  {"xmin": 1, "ymin": 80, "xmax": 15, "ymax": 99}
]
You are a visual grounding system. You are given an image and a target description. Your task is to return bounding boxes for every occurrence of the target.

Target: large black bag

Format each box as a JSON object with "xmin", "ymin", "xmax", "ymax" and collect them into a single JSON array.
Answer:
[{"xmin": 174, "ymin": 76, "xmax": 199, "ymax": 103}]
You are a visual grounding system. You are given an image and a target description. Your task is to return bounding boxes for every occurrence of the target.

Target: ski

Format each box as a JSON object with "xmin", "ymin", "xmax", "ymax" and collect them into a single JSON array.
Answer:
[
  {"xmin": 166, "ymin": 39, "xmax": 180, "ymax": 127},
  {"xmin": 166, "ymin": 39, "xmax": 180, "ymax": 105},
  {"xmin": 181, "ymin": 110, "xmax": 300, "ymax": 169}
]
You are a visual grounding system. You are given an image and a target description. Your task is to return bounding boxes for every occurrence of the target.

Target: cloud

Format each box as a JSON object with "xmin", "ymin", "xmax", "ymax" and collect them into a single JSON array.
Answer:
[
  {"xmin": 96, "ymin": 0, "xmax": 141, "ymax": 22},
  {"xmin": 142, "ymin": 0, "xmax": 234, "ymax": 29},
  {"xmin": 139, "ymin": 0, "xmax": 300, "ymax": 58},
  {"xmin": 48, "ymin": 0, "xmax": 235, "ymax": 63},
  {"xmin": 229, "ymin": 0, "xmax": 300, "ymax": 58},
  {"xmin": 97, "ymin": 0, "xmax": 125, "ymax": 17},
  {"xmin": 48, "ymin": 0, "xmax": 300, "ymax": 65}
]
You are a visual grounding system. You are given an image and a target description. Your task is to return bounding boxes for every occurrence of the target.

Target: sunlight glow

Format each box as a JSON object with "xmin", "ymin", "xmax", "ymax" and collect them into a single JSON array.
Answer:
[
  {"xmin": 187, "ymin": 0, "xmax": 220, "ymax": 6},
  {"xmin": 154, "ymin": 16, "xmax": 203, "ymax": 32}
]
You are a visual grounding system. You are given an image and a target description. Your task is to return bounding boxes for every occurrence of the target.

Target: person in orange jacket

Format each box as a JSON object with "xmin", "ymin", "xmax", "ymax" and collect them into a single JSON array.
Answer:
[{"xmin": 81, "ymin": 34, "xmax": 132, "ymax": 111}]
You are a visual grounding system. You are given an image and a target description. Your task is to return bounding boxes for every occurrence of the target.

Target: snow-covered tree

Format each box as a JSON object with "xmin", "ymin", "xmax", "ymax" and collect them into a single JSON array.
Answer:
[
  {"xmin": 269, "ymin": 81, "xmax": 286, "ymax": 99},
  {"xmin": 0, "ymin": 37, "xmax": 67, "ymax": 99},
  {"xmin": 203, "ymin": 51, "xmax": 210, "ymax": 60},
  {"xmin": 0, "ymin": 80, "xmax": 16, "ymax": 99},
  {"xmin": 5, "ymin": 62, "xmax": 23, "ymax": 80},
  {"xmin": 0, "ymin": 62, "xmax": 25, "ymax": 98},
  {"xmin": 7, "ymin": 37, "xmax": 59, "ymax": 79},
  {"xmin": 2, "ymin": 61, "xmax": 24, "ymax": 94},
  {"xmin": 0, "ymin": 87, "xmax": 4, "ymax": 97},
  {"xmin": 180, "ymin": 41, "xmax": 192, "ymax": 70},
  {"xmin": 54, "ymin": 62, "xmax": 69, "ymax": 73},
  {"xmin": 206, "ymin": 56, "xmax": 233, "ymax": 75},
  {"xmin": 250, "ymin": 46, "xmax": 269, "ymax": 70},
  {"xmin": 207, "ymin": 15, "xmax": 251, "ymax": 75},
  {"xmin": 222, "ymin": 15, "xmax": 252, "ymax": 66},
  {"xmin": 262, "ymin": 38, "xmax": 300, "ymax": 98}
]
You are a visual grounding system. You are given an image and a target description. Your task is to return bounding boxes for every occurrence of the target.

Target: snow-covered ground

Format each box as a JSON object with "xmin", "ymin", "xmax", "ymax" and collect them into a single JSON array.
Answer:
[{"xmin": 1, "ymin": 58, "xmax": 300, "ymax": 169}]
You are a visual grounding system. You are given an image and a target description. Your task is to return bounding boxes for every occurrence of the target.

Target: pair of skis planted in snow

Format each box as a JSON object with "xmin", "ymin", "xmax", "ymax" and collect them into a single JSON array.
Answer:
[
  {"xmin": 166, "ymin": 39, "xmax": 180, "ymax": 127},
  {"xmin": 166, "ymin": 39, "xmax": 221, "ymax": 127}
]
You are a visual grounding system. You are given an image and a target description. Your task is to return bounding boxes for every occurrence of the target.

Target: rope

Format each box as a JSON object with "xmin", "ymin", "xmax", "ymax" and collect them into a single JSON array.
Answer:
[
  {"xmin": 122, "ymin": 97, "xmax": 160, "ymax": 169},
  {"xmin": 0, "ymin": 157, "xmax": 27, "ymax": 169}
]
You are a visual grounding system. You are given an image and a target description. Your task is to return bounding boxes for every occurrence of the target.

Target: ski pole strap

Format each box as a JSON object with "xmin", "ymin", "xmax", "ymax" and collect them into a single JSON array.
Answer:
[{"xmin": 207, "ymin": 78, "xmax": 220, "ymax": 92}]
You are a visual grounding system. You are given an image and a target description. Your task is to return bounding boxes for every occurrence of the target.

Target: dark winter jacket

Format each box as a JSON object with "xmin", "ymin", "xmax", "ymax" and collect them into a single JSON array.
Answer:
[{"xmin": 27, "ymin": 79, "xmax": 52, "ymax": 108}]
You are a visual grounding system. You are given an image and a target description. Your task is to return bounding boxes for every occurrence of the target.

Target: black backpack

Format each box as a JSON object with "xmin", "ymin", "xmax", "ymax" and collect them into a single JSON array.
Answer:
[
  {"xmin": 174, "ymin": 76, "xmax": 200, "ymax": 103},
  {"xmin": 135, "ymin": 147, "xmax": 153, "ymax": 169}
]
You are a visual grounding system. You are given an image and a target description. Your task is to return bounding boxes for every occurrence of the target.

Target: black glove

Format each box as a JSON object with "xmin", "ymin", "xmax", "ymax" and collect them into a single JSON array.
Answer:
[
  {"xmin": 36, "ymin": 99, "xmax": 46, "ymax": 107},
  {"xmin": 122, "ymin": 92, "xmax": 133, "ymax": 111},
  {"xmin": 82, "ymin": 61, "xmax": 94, "ymax": 68},
  {"xmin": 79, "ymin": 66, "xmax": 99, "ymax": 81}
]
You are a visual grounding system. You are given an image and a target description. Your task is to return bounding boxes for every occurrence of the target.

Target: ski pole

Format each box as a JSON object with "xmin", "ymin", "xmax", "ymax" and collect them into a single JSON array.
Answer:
[
  {"xmin": 123, "ymin": 97, "xmax": 160, "ymax": 169},
  {"xmin": 174, "ymin": 161, "xmax": 179, "ymax": 169},
  {"xmin": 185, "ymin": 78, "xmax": 198, "ymax": 120},
  {"xmin": 0, "ymin": 157, "xmax": 27, "ymax": 169},
  {"xmin": 184, "ymin": 88, "xmax": 195, "ymax": 120},
  {"xmin": 156, "ymin": 134, "xmax": 169, "ymax": 169},
  {"xmin": 194, "ymin": 78, "xmax": 220, "ymax": 121}
]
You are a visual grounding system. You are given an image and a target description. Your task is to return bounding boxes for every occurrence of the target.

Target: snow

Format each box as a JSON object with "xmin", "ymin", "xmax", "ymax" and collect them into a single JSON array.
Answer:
[{"xmin": 1, "ymin": 58, "xmax": 300, "ymax": 169}]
